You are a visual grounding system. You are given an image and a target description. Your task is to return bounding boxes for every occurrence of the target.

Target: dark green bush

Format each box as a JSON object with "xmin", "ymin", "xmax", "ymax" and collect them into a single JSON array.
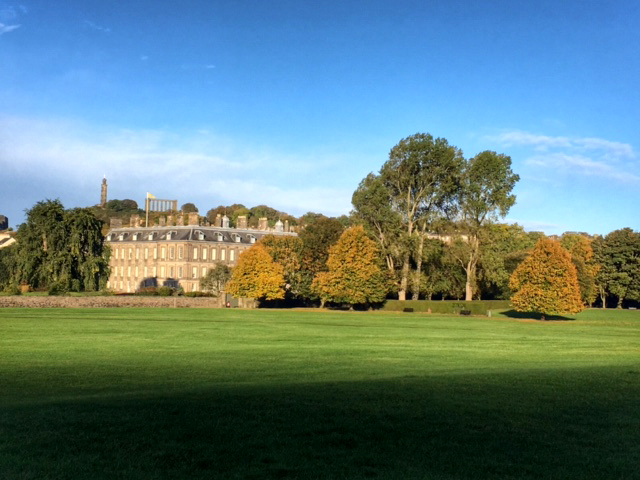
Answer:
[
  {"xmin": 47, "ymin": 282, "xmax": 68, "ymax": 296},
  {"xmin": 136, "ymin": 287, "xmax": 159, "ymax": 296},
  {"xmin": 157, "ymin": 286, "xmax": 174, "ymax": 297},
  {"xmin": 185, "ymin": 291, "xmax": 214, "ymax": 298},
  {"xmin": 2, "ymin": 285, "xmax": 21, "ymax": 296}
]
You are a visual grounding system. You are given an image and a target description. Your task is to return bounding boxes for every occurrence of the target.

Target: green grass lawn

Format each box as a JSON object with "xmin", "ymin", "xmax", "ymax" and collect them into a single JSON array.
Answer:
[{"xmin": 1, "ymin": 308, "xmax": 639, "ymax": 479}]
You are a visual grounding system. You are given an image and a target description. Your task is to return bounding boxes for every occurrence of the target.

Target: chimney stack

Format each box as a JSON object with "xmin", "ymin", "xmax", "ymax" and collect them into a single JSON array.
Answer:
[
  {"xmin": 237, "ymin": 215, "xmax": 248, "ymax": 229},
  {"xmin": 258, "ymin": 217, "xmax": 268, "ymax": 231},
  {"xmin": 188, "ymin": 212, "xmax": 199, "ymax": 226}
]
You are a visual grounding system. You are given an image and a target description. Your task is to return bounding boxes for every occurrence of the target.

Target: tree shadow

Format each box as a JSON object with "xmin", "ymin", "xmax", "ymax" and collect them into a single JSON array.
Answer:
[
  {"xmin": 2, "ymin": 368, "xmax": 638, "ymax": 479},
  {"xmin": 499, "ymin": 309, "xmax": 576, "ymax": 321}
]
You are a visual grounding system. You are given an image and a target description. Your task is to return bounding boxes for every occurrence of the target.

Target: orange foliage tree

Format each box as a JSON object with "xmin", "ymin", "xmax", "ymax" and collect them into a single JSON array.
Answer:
[
  {"xmin": 509, "ymin": 237, "xmax": 584, "ymax": 316},
  {"xmin": 312, "ymin": 226, "xmax": 389, "ymax": 307},
  {"xmin": 226, "ymin": 244, "xmax": 285, "ymax": 301}
]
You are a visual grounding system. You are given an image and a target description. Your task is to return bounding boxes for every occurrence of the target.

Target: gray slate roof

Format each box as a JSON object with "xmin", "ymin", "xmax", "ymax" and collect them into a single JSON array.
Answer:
[{"xmin": 105, "ymin": 226, "xmax": 296, "ymax": 245}]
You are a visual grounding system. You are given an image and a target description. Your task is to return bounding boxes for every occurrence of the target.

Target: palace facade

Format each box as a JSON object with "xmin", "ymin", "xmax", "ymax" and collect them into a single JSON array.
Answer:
[{"xmin": 105, "ymin": 214, "xmax": 296, "ymax": 293}]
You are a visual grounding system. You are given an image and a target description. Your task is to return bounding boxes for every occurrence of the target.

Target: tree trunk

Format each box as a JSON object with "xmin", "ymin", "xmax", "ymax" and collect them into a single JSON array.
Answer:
[
  {"xmin": 411, "ymin": 230, "xmax": 426, "ymax": 301},
  {"xmin": 465, "ymin": 234, "xmax": 479, "ymax": 302},
  {"xmin": 398, "ymin": 255, "xmax": 410, "ymax": 300}
]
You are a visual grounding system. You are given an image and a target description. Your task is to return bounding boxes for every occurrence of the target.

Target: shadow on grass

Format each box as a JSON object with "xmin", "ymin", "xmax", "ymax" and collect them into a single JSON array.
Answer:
[
  {"xmin": 499, "ymin": 309, "xmax": 576, "ymax": 321},
  {"xmin": 2, "ymin": 368, "xmax": 639, "ymax": 480}
]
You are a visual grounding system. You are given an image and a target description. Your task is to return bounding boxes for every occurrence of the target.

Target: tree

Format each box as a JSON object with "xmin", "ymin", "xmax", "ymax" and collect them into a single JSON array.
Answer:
[
  {"xmin": 457, "ymin": 151, "xmax": 519, "ymax": 301},
  {"xmin": 312, "ymin": 226, "xmax": 389, "ymax": 307},
  {"xmin": 13, "ymin": 200, "xmax": 110, "ymax": 292},
  {"xmin": 259, "ymin": 235, "xmax": 304, "ymax": 298},
  {"xmin": 561, "ymin": 233, "xmax": 598, "ymax": 306},
  {"xmin": 509, "ymin": 237, "xmax": 584, "ymax": 317},
  {"xmin": 593, "ymin": 228, "xmax": 640, "ymax": 308},
  {"xmin": 180, "ymin": 203, "xmax": 198, "ymax": 213},
  {"xmin": 199, "ymin": 263, "xmax": 232, "ymax": 296},
  {"xmin": 376, "ymin": 133, "xmax": 464, "ymax": 300},
  {"xmin": 226, "ymin": 245, "xmax": 285, "ymax": 301}
]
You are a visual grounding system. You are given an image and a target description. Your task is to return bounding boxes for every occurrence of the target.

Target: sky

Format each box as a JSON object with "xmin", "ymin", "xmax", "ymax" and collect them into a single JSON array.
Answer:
[{"xmin": 1, "ymin": 0, "xmax": 638, "ymax": 235}]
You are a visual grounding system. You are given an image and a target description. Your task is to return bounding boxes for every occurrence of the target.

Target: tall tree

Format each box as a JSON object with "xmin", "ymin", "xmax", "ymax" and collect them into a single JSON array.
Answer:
[
  {"xmin": 377, "ymin": 133, "xmax": 464, "ymax": 300},
  {"xmin": 457, "ymin": 151, "xmax": 519, "ymax": 301},
  {"xmin": 226, "ymin": 245, "xmax": 285, "ymax": 302},
  {"xmin": 561, "ymin": 233, "xmax": 598, "ymax": 306},
  {"xmin": 312, "ymin": 226, "xmax": 389, "ymax": 308},
  {"xmin": 509, "ymin": 237, "xmax": 584, "ymax": 317},
  {"xmin": 259, "ymin": 235, "xmax": 304, "ymax": 299}
]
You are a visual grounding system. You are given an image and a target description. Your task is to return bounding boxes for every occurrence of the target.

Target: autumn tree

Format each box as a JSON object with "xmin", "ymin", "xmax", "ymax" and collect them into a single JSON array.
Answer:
[
  {"xmin": 561, "ymin": 233, "xmax": 598, "ymax": 306},
  {"xmin": 457, "ymin": 151, "xmax": 519, "ymax": 301},
  {"xmin": 226, "ymin": 244, "xmax": 285, "ymax": 302},
  {"xmin": 509, "ymin": 237, "xmax": 584, "ymax": 317},
  {"xmin": 259, "ymin": 234, "xmax": 304, "ymax": 298},
  {"xmin": 312, "ymin": 226, "xmax": 389, "ymax": 307}
]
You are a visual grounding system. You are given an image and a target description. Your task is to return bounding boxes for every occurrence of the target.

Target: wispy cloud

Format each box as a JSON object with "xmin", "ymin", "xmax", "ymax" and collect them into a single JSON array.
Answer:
[
  {"xmin": 488, "ymin": 130, "xmax": 638, "ymax": 184},
  {"xmin": 0, "ymin": 22, "xmax": 19, "ymax": 34},
  {"xmin": 0, "ymin": 115, "xmax": 353, "ymax": 217},
  {"xmin": 83, "ymin": 20, "xmax": 111, "ymax": 33}
]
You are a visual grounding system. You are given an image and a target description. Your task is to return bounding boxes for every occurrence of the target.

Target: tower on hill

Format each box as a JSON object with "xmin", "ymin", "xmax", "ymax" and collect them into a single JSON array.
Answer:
[{"xmin": 101, "ymin": 176, "xmax": 108, "ymax": 207}]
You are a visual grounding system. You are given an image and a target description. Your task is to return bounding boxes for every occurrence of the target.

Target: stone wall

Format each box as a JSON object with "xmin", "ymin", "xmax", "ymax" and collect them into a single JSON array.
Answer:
[{"xmin": 0, "ymin": 296, "xmax": 226, "ymax": 309}]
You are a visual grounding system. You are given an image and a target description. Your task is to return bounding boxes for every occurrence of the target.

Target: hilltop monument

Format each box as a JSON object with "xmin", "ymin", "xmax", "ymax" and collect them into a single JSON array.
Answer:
[{"xmin": 101, "ymin": 176, "xmax": 108, "ymax": 207}]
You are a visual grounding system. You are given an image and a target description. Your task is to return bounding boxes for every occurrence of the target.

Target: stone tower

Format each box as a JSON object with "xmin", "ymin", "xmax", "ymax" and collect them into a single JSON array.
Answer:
[{"xmin": 100, "ymin": 176, "xmax": 108, "ymax": 207}]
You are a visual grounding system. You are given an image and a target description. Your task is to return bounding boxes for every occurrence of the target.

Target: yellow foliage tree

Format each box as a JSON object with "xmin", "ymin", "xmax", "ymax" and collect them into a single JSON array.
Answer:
[
  {"xmin": 509, "ymin": 237, "xmax": 584, "ymax": 317},
  {"xmin": 312, "ymin": 226, "xmax": 388, "ymax": 307},
  {"xmin": 226, "ymin": 244, "xmax": 285, "ymax": 301}
]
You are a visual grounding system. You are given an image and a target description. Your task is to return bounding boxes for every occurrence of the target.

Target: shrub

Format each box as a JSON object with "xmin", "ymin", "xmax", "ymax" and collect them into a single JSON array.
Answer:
[
  {"xmin": 185, "ymin": 291, "xmax": 214, "ymax": 298},
  {"xmin": 48, "ymin": 282, "xmax": 68, "ymax": 296},
  {"xmin": 2, "ymin": 285, "xmax": 22, "ymax": 296},
  {"xmin": 136, "ymin": 287, "xmax": 159, "ymax": 296},
  {"xmin": 157, "ymin": 286, "xmax": 174, "ymax": 297},
  {"xmin": 382, "ymin": 300, "xmax": 511, "ymax": 315}
]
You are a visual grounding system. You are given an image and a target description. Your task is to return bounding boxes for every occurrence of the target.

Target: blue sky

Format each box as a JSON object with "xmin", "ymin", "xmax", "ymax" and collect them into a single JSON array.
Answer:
[{"xmin": 1, "ymin": 0, "xmax": 638, "ymax": 235}]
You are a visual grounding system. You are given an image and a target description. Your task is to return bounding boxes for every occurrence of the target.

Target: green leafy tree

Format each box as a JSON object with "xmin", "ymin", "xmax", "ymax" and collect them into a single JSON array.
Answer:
[
  {"xmin": 312, "ymin": 226, "xmax": 389, "ymax": 307},
  {"xmin": 199, "ymin": 263, "xmax": 232, "ymax": 296},
  {"xmin": 180, "ymin": 203, "xmax": 198, "ymax": 213},
  {"xmin": 457, "ymin": 151, "xmax": 519, "ymax": 301},
  {"xmin": 593, "ymin": 228, "xmax": 640, "ymax": 308},
  {"xmin": 509, "ymin": 237, "xmax": 584, "ymax": 317},
  {"xmin": 0, "ymin": 245, "xmax": 17, "ymax": 289},
  {"xmin": 226, "ymin": 245, "xmax": 285, "ymax": 301},
  {"xmin": 13, "ymin": 200, "xmax": 110, "ymax": 291},
  {"xmin": 376, "ymin": 133, "xmax": 464, "ymax": 300}
]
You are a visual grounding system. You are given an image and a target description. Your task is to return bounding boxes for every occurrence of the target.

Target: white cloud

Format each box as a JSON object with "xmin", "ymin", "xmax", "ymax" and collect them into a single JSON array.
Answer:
[
  {"xmin": 0, "ymin": 115, "xmax": 354, "ymax": 218},
  {"xmin": 0, "ymin": 22, "xmax": 19, "ymax": 34},
  {"xmin": 83, "ymin": 20, "xmax": 111, "ymax": 33},
  {"xmin": 488, "ymin": 129, "xmax": 638, "ymax": 184}
]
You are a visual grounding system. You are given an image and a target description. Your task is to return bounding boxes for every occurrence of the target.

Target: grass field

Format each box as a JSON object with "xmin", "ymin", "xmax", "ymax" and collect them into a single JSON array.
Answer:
[{"xmin": 1, "ymin": 308, "xmax": 639, "ymax": 479}]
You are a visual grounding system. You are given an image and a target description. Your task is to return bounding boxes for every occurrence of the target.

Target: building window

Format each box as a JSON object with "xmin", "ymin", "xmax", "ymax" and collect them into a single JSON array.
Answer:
[
  {"xmin": 178, "ymin": 246, "xmax": 183, "ymax": 259},
  {"xmin": 135, "ymin": 266, "xmax": 139, "ymax": 277},
  {"xmin": 161, "ymin": 247, "xmax": 166, "ymax": 259},
  {"xmin": 160, "ymin": 266, "xmax": 165, "ymax": 278},
  {"xmin": 135, "ymin": 248, "xmax": 140, "ymax": 260},
  {"xmin": 119, "ymin": 266, "xmax": 123, "ymax": 277},
  {"xmin": 192, "ymin": 267, "xmax": 197, "ymax": 279},
  {"xmin": 128, "ymin": 248, "xmax": 133, "ymax": 260},
  {"xmin": 193, "ymin": 248, "xmax": 199, "ymax": 260},
  {"xmin": 230, "ymin": 250, "xmax": 235, "ymax": 262},
  {"xmin": 152, "ymin": 266, "xmax": 157, "ymax": 277},
  {"xmin": 115, "ymin": 248, "xmax": 119, "ymax": 260},
  {"xmin": 221, "ymin": 249, "xmax": 226, "ymax": 261},
  {"xmin": 169, "ymin": 247, "xmax": 175, "ymax": 260},
  {"xmin": 127, "ymin": 266, "xmax": 131, "ymax": 276},
  {"xmin": 144, "ymin": 266, "xmax": 148, "ymax": 277},
  {"xmin": 144, "ymin": 248, "xmax": 148, "ymax": 260},
  {"xmin": 178, "ymin": 267, "xmax": 183, "ymax": 278},
  {"xmin": 154, "ymin": 247, "xmax": 158, "ymax": 260},
  {"xmin": 212, "ymin": 248, "xmax": 217, "ymax": 260},
  {"xmin": 201, "ymin": 267, "xmax": 207, "ymax": 277},
  {"xmin": 192, "ymin": 283, "xmax": 197, "ymax": 292},
  {"xmin": 202, "ymin": 248, "xmax": 208, "ymax": 260}
]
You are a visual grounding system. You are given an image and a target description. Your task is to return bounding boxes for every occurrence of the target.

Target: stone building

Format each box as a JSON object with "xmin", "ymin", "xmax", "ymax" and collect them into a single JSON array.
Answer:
[{"xmin": 105, "ymin": 214, "xmax": 296, "ymax": 293}]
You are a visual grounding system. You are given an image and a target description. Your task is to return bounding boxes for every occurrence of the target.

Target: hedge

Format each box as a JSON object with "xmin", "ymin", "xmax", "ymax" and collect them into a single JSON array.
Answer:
[{"xmin": 381, "ymin": 299, "xmax": 512, "ymax": 315}]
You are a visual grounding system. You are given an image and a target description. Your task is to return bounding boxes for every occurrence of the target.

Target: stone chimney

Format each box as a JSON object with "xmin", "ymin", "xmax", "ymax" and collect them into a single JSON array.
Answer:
[
  {"xmin": 275, "ymin": 219, "xmax": 284, "ymax": 232},
  {"xmin": 258, "ymin": 217, "xmax": 268, "ymax": 231},
  {"xmin": 188, "ymin": 212, "xmax": 199, "ymax": 226},
  {"xmin": 130, "ymin": 214, "xmax": 140, "ymax": 228},
  {"xmin": 176, "ymin": 214, "xmax": 184, "ymax": 226},
  {"xmin": 237, "ymin": 215, "xmax": 247, "ymax": 229},
  {"xmin": 215, "ymin": 214, "xmax": 222, "ymax": 228},
  {"xmin": 167, "ymin": 214, "xmax": 174, "ymax": 226},
  {"xmin": 284, "ymin": 220, "xmax": 289, "ymax": 233},
  {"xmin": 110, "ymin": 218, "xmax": 123, "ymax": 229},
  {"xmin": 222, "ymin": 215, "xmax": 230, "ymax": 229},
  {"xmin": 158, "ymin": 216, "xmax": 166, "ymax": 227}
]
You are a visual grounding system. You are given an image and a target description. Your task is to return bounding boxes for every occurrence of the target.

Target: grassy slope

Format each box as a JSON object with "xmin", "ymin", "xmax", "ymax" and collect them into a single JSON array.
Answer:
[{"xmin": 1, "ymin": 308, "xmax": 639, "ymax": 479}]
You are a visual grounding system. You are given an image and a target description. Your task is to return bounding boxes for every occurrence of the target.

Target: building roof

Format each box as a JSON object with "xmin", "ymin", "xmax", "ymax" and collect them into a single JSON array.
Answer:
[{"xmin": 105, "ymin": 225, "xmax": 296, "ymax": 246}]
